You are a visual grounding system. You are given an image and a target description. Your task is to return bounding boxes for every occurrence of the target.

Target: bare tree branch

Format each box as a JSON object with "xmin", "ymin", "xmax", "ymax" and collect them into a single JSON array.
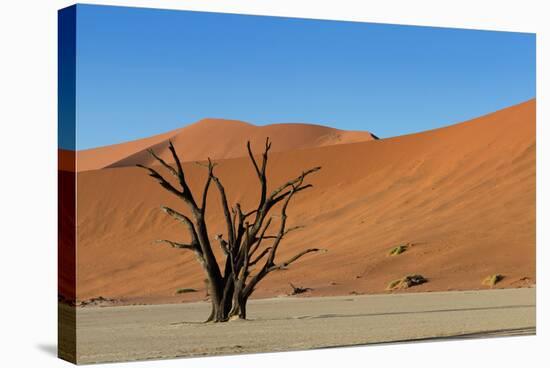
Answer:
[
  {"xmin": 136, "ymin": 164, "xmax": 182, "ymax": 199},
  {"xmin": 210, "ymin": 173, "xmax": 235, "ymax": 246},
  {"xmin": 268, "ymin": 167, "xmax": 321, "ymax": 201},
  {"xmin": 261, "ymin": 138, "xmax": 272, "ymax": 172},
  {"xmin": 249, "ymin": 217, "xmax": 272, "ymax": 257},
  {"xmin": 242, "ymin": 222, "xmax": 251, "ymax": 278},
  {"xmin": 214, "ymin": 234, "xmax": 229, "ymax": 256},
  {"xmin": 146, "ymin": 148, "xmax": 178, "ymax": 177},
  {"xmin": 247, "ymin": 138, "xmax": 272, "ymax": 216},
  {"xmin": 249, "ymin": 247, "xmax": 272, "ymax": 266},
  {"xmin": 269, "ymin": 248, "xmax": 326, "ymax": 271},
  {"xmin": 246, "ymin": 141, "xmax": 262, "ymax": 179},
  {"xmin": 243, "ymin": 209, "xmax": 259, "ymax": 219},
  {"xmin": 155, "ymin": 239, "xmax": 196, "ymax": 250},
  {"xmin": 168, "ymin": 141, "xmax": 185, "ymax": 184},
  {"xmin": 161, "ymin": 206, "xmax": 192, "ymax": 225},
  {"xmin": 160, "ymin": 206, "xmax": 199, "ymax": 247},
  {"xmin": 167, "ymin": 140, "xmax": 199, "ymax": 211},
  {"xmin": 271, "ymin": 184, "xmax": 313, "ymax": 205},
  {"xmin": 196, "ymin": 158, "xmax": 216, "ymax": 216},
  {"xmin": 242, "ymin": 187, "xmax": 298, "ymax": 298},
  {"xmin": 233, "ymin": 203, "xmax": 247, "ymax": 251},
  {"xmin": 265, "ymin": 184, "xmax": 298, "ymax": 267},
  {"xmin": 263, "ymin": 225, "xmax": 304, "ymax": 239}
]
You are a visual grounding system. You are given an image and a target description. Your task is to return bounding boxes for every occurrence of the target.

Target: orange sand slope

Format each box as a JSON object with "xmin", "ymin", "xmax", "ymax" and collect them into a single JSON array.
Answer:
[
  {"xmin": 75, "ymin": 100, "xmax": 535, "ymax": 304},
  {"xmin": 75, "ymin": 118, "xmax": 378, "ymax": 172}
]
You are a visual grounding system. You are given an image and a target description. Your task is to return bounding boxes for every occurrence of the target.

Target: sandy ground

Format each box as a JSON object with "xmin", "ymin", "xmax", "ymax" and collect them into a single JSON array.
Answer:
[
  {"xmin": 69, "ymin": 288, "xmax": 535, "ymax": 364},
  {"xmin": 65, "ymin": 100, "xmax": 535, "ymax": 304}
]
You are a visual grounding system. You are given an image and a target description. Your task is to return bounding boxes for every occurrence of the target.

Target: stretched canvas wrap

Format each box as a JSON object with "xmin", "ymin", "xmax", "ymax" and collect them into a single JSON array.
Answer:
[{"xmin": 58, "ymin": 4, "xmax": 536, "ymax": 364}]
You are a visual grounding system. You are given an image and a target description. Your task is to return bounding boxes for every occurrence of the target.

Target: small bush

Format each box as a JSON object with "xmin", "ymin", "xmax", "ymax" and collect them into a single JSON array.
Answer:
[
  {"xmin": 175, "ymin": 288, "xmax": 198, "ymax": 294},
  {"xmin": 387, "ymin": 279, "xmax": 401, "ymax": 290},
  {"xmin": 289, "ymin": 283, "xmax": 312, "ymax": 295},
  {"xmin": 387, "ymin": 274, "xmax": 427, "ymax": 290},
  {"xmin": 388, "ymin": 244, "xmax": 408, "ymax": 256},
  {"xmin": 482, "ymin": 274, "xmax": 504, "ymax": 287}
]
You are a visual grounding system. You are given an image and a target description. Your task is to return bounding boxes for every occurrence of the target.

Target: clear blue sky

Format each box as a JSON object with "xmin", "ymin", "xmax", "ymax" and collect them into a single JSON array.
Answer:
[{"xmin": 70, "ymin": 4, "xmax": 535, "ymax": 150}]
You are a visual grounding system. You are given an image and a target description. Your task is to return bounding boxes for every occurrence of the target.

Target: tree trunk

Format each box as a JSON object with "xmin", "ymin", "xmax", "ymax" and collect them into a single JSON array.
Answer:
[
  {"xmin": 205, "ymin": 300, "xmax": 227, "ymax": 322},
  {"xmin": 228, "ymin": 292, "xmax": 247, "ymax": 320},
  {"xmin": 236, "ymin": 299, "xmax": 247, "ymax": 320},
  {"xmin": 204, "ymin": 276, "xmax": 227, "ymax": 322}
]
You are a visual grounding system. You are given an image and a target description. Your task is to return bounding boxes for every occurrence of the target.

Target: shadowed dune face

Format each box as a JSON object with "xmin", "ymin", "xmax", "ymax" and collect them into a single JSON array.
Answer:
[
  {"xmin": 74, "ymin": 100, "xmax": 535, "ymax": 304},
  {"xmin": 73, "ymin": 118, "xmax": 378, "ymax": 172}
]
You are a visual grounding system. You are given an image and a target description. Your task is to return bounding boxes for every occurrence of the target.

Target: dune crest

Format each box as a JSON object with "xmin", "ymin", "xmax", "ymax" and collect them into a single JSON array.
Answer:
[{"xmin": 73, "ymin": 119, "xmax": 378, "ymax": 172}]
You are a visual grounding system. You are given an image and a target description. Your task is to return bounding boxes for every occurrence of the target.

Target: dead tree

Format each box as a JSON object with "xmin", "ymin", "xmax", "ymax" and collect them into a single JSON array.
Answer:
[{"xmin": 137, "ymin": 138, "xmax": 324, "ymax": 322}]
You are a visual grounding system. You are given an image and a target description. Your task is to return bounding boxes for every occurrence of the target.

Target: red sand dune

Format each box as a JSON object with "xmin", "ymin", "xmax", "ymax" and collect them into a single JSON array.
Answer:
[
  {"xmin": 72, "ymin": 100, "xmax": 535, "ymax": 304},
  {"xmin": 74, "ymin": 119, "xmax": 378, "ymax": 172}
]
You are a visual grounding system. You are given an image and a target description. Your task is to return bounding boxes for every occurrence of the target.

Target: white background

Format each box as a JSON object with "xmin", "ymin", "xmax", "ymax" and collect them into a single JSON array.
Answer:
[{"xmin": 0, "ymin": 0, "xmax": 547, "ymax": 367}]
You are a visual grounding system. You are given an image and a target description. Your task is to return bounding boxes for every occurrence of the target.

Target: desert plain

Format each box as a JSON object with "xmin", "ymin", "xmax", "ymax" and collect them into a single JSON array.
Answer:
[{"xmin": 61, "ymin": 288, "xmax": 535, "ymax": 364}]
